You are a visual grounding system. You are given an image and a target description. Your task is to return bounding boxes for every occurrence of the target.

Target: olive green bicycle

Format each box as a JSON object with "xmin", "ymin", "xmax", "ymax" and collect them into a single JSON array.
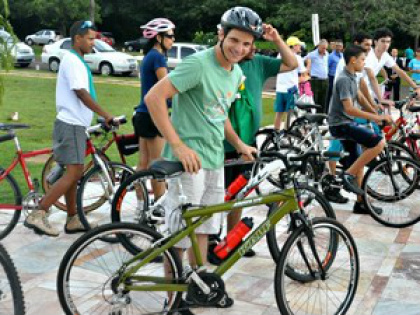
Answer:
[{"xmin": 57, "ymin": 151, "xmax": 359, "ymax": 315}]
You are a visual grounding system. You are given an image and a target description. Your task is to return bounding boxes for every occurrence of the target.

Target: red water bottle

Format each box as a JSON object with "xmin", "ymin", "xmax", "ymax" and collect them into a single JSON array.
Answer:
[
  {"xmin": 225, "ymin": 171, "xmax": 250, "ymax": 201},
  {"xmin": 214, "ymin": 217, "xmax": 254, "ymax": 259}
]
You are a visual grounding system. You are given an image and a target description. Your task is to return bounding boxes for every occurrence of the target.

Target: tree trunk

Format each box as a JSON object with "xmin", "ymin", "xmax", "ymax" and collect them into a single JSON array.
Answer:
[
  {"xmin": 415, "ymin": 34, "xmax": 419, "ymax": 50},
  {"xmin": 90, "ymin": 0, "xmax": 95, "ymax": 23}
]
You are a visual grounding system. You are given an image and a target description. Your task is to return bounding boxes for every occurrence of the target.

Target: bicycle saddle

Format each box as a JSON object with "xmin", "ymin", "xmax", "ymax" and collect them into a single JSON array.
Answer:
[
  {"xmin": 408, "ymin": 106, "xmax": 420, "ymax": 113},
  {"xmin": 295, "ymin": 101, "xmax": 322, "ymax": 111},
  {"xmin": 150, "ymin": 160, "xmax": 184, "ymax": 177},
  {"xmin": 302, "ymin": 114, "xmax": 327, "ymax": 125},
  {"xmin": 0, "ymin": 123, "xmax": 30, "ymax": 131}
]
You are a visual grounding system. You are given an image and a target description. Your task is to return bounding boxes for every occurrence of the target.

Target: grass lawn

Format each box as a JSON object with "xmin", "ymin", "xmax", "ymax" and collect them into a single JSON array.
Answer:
[{"xmin": 0, "ymin": 73, "xmax": 276, "ymax": 194}]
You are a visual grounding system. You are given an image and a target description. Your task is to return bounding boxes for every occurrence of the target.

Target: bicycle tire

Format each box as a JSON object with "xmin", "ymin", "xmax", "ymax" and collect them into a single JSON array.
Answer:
[
  {"xmin": 41, "ymin": 151, "xmax": 111, "ymax": 211},
  {"xmin": 363, "ymin": 155, "xmax": 419, "ymax": 202},
  {"xmin": 362, "ymin": 156, "xmax": 420, "ymax": 228},
  {"xmin": 57, "ymin": 222, "xmax": 183, "ymax": 315},
  {"xmin": 0, "ymin": 169, "xmax": 22, "ymax": 240},
  {"xmin": 0, "ymin": 243, "xmax": 25, "ymax": 315},
  {"xmin": 111, "ymin": 170, "xmax": 159, "ymax": 229},
  {"xmin": 266, "ymin": 184, "xmax": 336, "ymax": 272},
  {"xmin": 76, "ymin": 162, "xmax": 134, "ymax": 232},
  {"xmin": 274, "ymin": 217, "xmax": 359, "ymax": 315}
]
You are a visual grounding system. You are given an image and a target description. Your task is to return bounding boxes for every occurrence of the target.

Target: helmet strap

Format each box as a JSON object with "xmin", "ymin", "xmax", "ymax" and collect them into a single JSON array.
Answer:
[{"xmin": 219, "ymin": 38, "xmax": 230, "ymax": 63}]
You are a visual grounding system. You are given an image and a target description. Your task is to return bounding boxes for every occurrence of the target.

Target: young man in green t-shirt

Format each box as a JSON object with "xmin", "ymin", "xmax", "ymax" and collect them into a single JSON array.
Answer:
[
  {"xmin": 223, "ymin": 25, "xmax": 297, "ymax": 258},
  {"xmin": 146, "ymin": 7, "xmax": 261, "ymax": 264}
]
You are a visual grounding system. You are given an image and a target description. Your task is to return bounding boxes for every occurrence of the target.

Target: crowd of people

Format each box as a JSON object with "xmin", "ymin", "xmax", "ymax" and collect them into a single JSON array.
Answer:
[{"xmin": 22, "ymin": 7, "xmax": 420, "ymax": 314}]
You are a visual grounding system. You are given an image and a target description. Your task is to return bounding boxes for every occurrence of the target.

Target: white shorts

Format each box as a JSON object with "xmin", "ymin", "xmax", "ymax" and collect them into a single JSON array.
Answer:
[{"xmin": 163, "ymin": 168, "xmax": 224, "ymax": 249}]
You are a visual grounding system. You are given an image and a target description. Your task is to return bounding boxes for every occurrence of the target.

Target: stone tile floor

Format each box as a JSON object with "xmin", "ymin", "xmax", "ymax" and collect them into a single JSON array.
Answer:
[{"xmin": 3, "ymin": 193, "xmax": 420, "ymax": 315}]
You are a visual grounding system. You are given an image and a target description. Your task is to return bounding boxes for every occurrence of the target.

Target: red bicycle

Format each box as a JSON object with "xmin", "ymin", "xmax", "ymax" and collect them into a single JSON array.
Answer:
[{"xmin": 0, "ymin": 117, "xmax": 134, "ymax": 239}]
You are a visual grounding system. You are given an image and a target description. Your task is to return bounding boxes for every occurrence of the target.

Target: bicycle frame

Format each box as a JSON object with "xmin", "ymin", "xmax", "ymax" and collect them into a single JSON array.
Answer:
[
  {"xmin": 119, "ymin": 188, "xmax": 298, "ymax": 292},
  {"xmin": 0, "ymin": 135, "xmax": 52, "ymax": 210}
]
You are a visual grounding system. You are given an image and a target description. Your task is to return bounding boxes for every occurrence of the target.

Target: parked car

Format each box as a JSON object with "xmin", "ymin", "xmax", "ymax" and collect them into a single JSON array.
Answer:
[
  {"xmin": 0, "ymin": 30, "xmax": 35, "ymax": 67},
  {"xmin": 124, "ymin": 37, "xmax": 148, "ymax": 52},
  {"xmin": 96, "ymin": 31, "xmax": 115, "ymax": 46},
  {"xmin": 166, "ymin": 43, "xmax": 207, "ymax": 68},
  {"xmin": 41, "ymin": 38, "xmax": 137, "ymax": 76},
  {"xmin": 25, "ymin": 29, "xmax": 61, "ymax": 45}
]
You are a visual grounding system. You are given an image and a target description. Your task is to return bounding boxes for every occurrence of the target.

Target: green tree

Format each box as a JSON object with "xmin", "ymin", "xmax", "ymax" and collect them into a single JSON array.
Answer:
[
  {"xmin": 8, "ymin": 0, "xmax": 101, "ymax": 36},
  {"xmin": 269, "ymin": 0, "xmax": 409, "ymax": 41}
]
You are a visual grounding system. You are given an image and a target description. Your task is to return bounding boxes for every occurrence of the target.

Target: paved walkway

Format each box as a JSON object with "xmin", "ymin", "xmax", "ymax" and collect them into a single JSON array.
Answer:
[{"xmin": 3, "ymin": 191, "xmax": 420, "ymax": 315}]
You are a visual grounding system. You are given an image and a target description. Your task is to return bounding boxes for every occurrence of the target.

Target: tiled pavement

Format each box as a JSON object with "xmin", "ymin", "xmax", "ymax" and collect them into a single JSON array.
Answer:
[{"xmin": 3, "ymin": 192, "xmax": 420, "ymax": 315}]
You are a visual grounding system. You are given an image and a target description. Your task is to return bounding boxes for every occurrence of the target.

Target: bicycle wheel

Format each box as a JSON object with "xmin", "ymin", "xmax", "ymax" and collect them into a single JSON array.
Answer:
[
  {"xmin": 0, "ymin": 243, "xmax": 25, "ymax": 315},
  {"xmin": 77, "ymin": 162, "xmax": 134, "ymax": 231},
  {"xmin": 362, "ymin": 156, "xmax": 420, "ymax": 228},
  {"xmin": 0, "ymin": 169, "xmax": 22, "ymax": 240},
  {"xmin": 275, "ymin": 218, "xmax": 359, "ymax": 315},
  {"xmin": 111, "ymin": 170, "xmax": 161, "ymax": 229},
  {"xmin": 41, "ymin": 152, "xmax": 111, "ymax": 211},
  {"xmin": 266, "ymin": 184, "xmax": 336, "ymax": 263},
  {"xmin": 57, "ymin": 222, "xmax": 183, "ymax": 315}
]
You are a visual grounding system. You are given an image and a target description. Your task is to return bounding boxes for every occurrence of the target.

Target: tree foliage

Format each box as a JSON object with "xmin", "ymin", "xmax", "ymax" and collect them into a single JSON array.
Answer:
[{"xmin": 2, "ymin": 0, "xmax": 420, "ymax": 47}]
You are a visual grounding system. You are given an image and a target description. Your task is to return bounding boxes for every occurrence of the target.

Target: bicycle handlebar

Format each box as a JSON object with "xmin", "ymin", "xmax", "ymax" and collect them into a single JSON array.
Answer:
[{"xmin": 89, "ymin": 115, "xmax": 127, "ymax": 134}]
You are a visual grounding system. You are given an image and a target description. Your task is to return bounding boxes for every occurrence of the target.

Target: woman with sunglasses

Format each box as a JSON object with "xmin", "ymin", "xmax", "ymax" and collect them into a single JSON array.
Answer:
[{"xmin": 132, "ymin": 18, "xmax": 175, "ymax": 208}]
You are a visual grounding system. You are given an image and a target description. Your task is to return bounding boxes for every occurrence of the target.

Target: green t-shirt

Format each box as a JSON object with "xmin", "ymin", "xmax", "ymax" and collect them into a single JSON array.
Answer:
[
  {"xmin": 239, "ymin": 54, "xmax": 282, "ymax": 135},
  {"xmin": 163, "ymin": 47, "xmax": 242, "ymax": 169}
]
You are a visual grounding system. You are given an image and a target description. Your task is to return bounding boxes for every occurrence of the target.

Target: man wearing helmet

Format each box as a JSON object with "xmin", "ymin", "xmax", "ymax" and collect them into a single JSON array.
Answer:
[{"xmin": 145, "ymin": 6, "xmax": 268, "ymax": 310}]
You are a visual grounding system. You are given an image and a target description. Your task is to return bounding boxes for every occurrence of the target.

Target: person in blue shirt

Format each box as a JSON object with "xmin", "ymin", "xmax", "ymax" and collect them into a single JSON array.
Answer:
[
  {"xmin": 327, "ymin": 40, "xmax": 343, "ymax": 109},
  {"xmin": 408, "ymin": 48, "xmax": 420, "ymax": 86},
  {"xmin": 132, "ymin": 18, "xmax": 175, "ymax": 203},
  {"xmin": 305, "ymin": 39, "xmax": 329, "ymax": 113},
  {"xmin": 405, "ymin": 46, "xmax": 415, "ymax": 69}
]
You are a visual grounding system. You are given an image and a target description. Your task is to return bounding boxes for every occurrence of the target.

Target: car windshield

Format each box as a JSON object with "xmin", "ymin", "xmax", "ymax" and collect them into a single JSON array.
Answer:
[{"xmin": 94, "ymin": 40, "xmax": 115, "ymax": 52}]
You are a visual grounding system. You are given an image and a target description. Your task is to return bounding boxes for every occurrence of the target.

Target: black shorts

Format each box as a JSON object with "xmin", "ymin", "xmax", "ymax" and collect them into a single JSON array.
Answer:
[
  {"xmin": 132, "ymin": 112, "xmax": 162, "ymax": 139},
  {"xmin": 330, "ymin": 122, "xmax": 383, "ymax": 169},
  {"xmin": 224, "ymin": 144, "xmax": 256, "ymax": 189}
]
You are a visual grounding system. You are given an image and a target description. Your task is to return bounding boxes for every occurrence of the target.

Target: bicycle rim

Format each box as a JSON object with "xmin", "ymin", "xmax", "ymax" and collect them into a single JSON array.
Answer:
[
  {"xmin": 363, "ymin": 156, "xmax": 420, "ymax": 228},
  {"xmin": 275, "ymin": 218, "xmax": 359, "ymax": 315},
  {"xmin": 77, "ymin": 162, "xmax": 134, "ymax": 232},
  {"xmin": 57, "ymin": 222, "xmax": 183, "ymax": 315},
  {"xmin": 266, "ymin": 184, "xmax": 336, "ymax": 265}
]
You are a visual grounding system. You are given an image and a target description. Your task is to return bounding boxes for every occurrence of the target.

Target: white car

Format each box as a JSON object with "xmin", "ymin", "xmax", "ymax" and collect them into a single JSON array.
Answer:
[
  {"xmin": 135, "ymin": 43, "xmax": 207, "ymax": 69},
  {"xmin": 25, "ymin": 29, "xmax": 61, "ymax": 46},
  {"xmin": 41, "ymin": 38, "xmax": 137, "ymax": 75},
  {"xmin": 0, "ymin": 30, "xmax": 35, "ymax": 68},
  {"xmin": 166, "ymin": 43, "xmax": 207, "ymax": 68}
]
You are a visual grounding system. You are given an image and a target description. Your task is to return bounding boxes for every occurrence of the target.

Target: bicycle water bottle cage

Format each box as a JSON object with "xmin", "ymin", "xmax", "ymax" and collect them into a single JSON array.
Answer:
[{"xmin": 149, "ymin": 160, "xmax": 184, "ymax": 179}]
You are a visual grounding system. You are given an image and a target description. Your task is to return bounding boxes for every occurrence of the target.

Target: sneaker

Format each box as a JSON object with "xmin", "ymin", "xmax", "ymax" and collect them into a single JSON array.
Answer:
[
  {"xmin": 325, "ymin": 191, "xmax": 349, "ymax": 204},
  {"xmin": 353, "ymin": 202, "xmax": 383, "ymax": 215},
  {"xmin": 64, "ymin": 215, "xmax": 97, "ymax": 234},
  {"xmin": 341, "ymin": 173, "xmax": 364, "ymax": 195},
  {"xmin": 24, "ymin": 210, "xmax": 60, "ymax": 237}
]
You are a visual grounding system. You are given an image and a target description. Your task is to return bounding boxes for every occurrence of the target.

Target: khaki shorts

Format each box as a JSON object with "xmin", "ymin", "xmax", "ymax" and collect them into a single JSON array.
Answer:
[{"xmin": 163, "ymin": 168, "xmax": 224, "ymax": 249}]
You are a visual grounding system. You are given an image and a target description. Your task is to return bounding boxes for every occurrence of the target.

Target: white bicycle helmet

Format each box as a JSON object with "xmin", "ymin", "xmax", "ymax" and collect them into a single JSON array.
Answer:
[{"xmin": 140, "ymin": 18, "xmax": 175, "ymax": 39}]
